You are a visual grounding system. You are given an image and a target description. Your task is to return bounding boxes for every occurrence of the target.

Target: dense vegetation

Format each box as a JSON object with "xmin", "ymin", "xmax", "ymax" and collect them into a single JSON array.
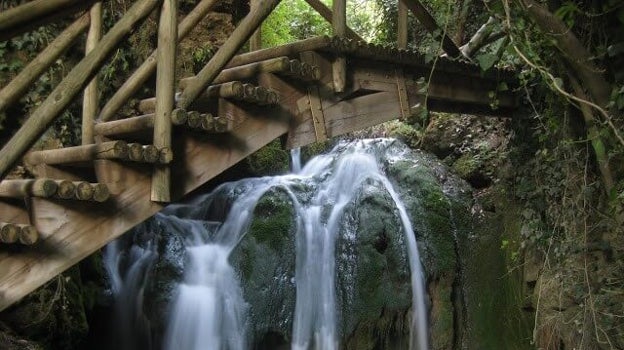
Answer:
[{"xmin": 1, "ymin": 0, "xmax": 623, "ymax": 348}]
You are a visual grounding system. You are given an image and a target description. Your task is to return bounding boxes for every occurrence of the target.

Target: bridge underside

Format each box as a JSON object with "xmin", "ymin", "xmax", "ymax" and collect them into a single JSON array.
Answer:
[{"xmin": 0, "ymin": 37, "xmax": 516, "ymax": 311}]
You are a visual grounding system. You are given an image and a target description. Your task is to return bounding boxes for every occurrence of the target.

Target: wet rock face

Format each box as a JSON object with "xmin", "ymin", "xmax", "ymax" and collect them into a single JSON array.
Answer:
[{"xmin": 421, "ymin": 114, "xmax": 513, "ymax": 190}]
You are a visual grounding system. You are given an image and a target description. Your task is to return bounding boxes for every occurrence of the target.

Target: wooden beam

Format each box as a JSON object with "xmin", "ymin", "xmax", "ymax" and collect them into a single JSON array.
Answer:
[
  {"xmin": 178, "ymin": 57, "xmax": 291, "ymax": 89},
  {"xmin": 94, "ymin": 110, "xmax": 188, "ymax": 137},
  {"xmin": 0, "ymin": 179, "xmax": 58, "ymax": 199},
  {"xmin": 23, "ymin": 141, "xmax": 129, "ymax": 165},
  {"xmin": 82, "ymin": 2, "xmax": 102, "ymax": 145},
  {"xmin": 0, "ymin": 0, "xmax": 96, "ymax": 41},
  {"xmin": 151, "ymin": 0, "xmax": 177, "ymax": 202},
  {"xmin": 399, "ymin": 0, "xmax": 462, "ymax": 58},
  {"xmin": 332, "ymin": 0, "xmax": 347, "ymax": 93},
  {"xmin": 303, "ymin": 0, "xmax": 363, "ymax": 42},
  {"xmin": 176, "ymin": 0, "xmax": 282, "ymax": 110},
  {"xmin": 398, "ymin": 0, "xmax": 408, "ymax": 49},
  {"xmin": 0, "ymin": 14, "xmax": 90, "ymax": 114},
  {"xmin": 98, "ymin": 0, "xmax": 220, "ymax": 122},
  {"xmin": 226, "ymin": 36, "xmax": 331, "ymax": 68},
  {"xmin": 0, "ymin": 0, "xmax": 161, "ymax": 181}
]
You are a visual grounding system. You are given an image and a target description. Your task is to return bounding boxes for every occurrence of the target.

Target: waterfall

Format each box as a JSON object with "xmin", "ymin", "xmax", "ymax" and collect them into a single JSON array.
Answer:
[{"xmin": 105, "ymin": 138, "xmax": 430, "ymax": 350}]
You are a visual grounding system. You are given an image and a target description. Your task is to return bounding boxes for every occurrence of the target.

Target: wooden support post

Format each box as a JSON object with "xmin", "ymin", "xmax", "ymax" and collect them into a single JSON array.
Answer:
[
  {"xmin": 332, "ymin": 0, "xmax": 347, "ymax": 93},
  {"xmin": 398, "ymin": 0, "xmax": 408, "ymax": 49},
  {"xmin": 0, "ymin": 0, "xmax": 97, "ymax": 41},
  {"xmin": 0, "ymin": 0, "xmax": 160, "ymax": 181},
  {"xmin": 399, "ymin": 0, "xmax": 462, "ymax": 58},
  {"xmin": 303, "ymin": 0, "xmax": 363, "ymax": 42},
  {"xmin": 249, "ymin": 0, "xmax": 262, "ymax": 51},
  {"xmin": 152, "ymin": 0, "xmax": 177, "ymax": 202},
  {"xmin": 0, "ymin": 179, "xmax": 58, "ymax": 199},
  {"xmin": 23, "ymin": 141, "xmax": 129, "ymax": 165},
  {"xmin": 82, "ymin": 2, "xmax": 102, "ymax": 145},
  {"xmin": 176, "ymin": 0, "xmax": 282, "ymax": 110},
  {"xmin": 98, "ymin": 0, "xmax": 219, "ymax": 122},
  {"xmin": 0, "ymin": 14, "xmax": 89, "ymax": 115}
]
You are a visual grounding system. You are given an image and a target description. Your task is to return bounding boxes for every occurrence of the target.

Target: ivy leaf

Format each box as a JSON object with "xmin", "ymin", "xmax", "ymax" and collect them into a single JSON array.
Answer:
[{"xmin": 476, "ymin": 53, "xmax": 498, "ymax": 71}]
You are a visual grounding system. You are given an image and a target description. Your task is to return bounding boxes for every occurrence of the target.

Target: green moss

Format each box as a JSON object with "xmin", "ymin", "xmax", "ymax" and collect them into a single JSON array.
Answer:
[
  {"xmin": 452, "ymin": 153, "xmax": 480, "ymax": 179},
  {"xmin": 249, "ymin": 192, "xmax": 294, "ymax": 251},
  {"xmin": 247, "ymin": 139, "xmax": 290, "ymax": 175}
]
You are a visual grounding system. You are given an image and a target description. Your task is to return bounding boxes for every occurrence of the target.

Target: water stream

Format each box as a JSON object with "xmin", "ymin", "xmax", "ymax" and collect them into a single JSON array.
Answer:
[{"xmin": 105, "ymin": 139, "xmax": 430, "ymax": 350}]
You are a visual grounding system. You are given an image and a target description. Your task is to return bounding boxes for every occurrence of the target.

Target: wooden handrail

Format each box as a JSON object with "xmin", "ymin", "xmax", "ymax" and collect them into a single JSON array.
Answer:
[
  {"xmin": 82, "ymin": 2, "xmax": 103, "ymax": 145},
  {"xmin": 0, "ymin": 0, "xmax": 161, "ymax": 181},
  {"xmin": 97, "ymin": 0, "xmax": 220, "ymax": 122},
  {"xmin": 176, "ymin": 0, "xmax": 283, "ymax": 110},
  {"xmin": 0, "ymin": 14, "xmax": 90, "ymax": 114},
  {"xmin": 0, "ymin": 0, "xmax": 97, "ymax": 41}
]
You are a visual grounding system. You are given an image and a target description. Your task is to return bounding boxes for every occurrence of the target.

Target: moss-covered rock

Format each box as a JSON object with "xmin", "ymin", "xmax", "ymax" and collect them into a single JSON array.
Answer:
[{"xmin": 229, "ymin": 189, "xmax": 297, "ymax": 347}]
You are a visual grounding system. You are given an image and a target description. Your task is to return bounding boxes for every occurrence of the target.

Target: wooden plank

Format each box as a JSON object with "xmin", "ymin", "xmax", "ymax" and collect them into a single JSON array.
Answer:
[
  {"xmin": 324, "ymin": 91, "xmax": 401, "ymax": 136},
  {"xmin": 152, "ymin": 0, "xmax": 177, "ymax": 202},
  {"xmin": 0, "ymin": 14, "xmax": 90, "ymax": 115},
  {"xmin": 0, "ymin": 201, "xmax": 30, "ymax": 226},
  {"xmin": 0, "ymin": 0, "xmax": 161, "ymax": 181},
  {"xmin": 82, "ymin": 2, "xmax": 102, "ymax": 145}
]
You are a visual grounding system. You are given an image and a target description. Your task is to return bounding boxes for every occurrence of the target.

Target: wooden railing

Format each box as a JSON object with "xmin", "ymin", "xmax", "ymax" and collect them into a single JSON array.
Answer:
[{"xmin": 0, "ymin": 0, "xmax": 464, "ymax": 195}]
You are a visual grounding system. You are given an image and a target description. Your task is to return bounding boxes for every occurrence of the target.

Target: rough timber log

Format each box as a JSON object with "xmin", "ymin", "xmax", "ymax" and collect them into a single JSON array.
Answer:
[
  {"xmin": 0, "ymin": 14, "xmax": 90, "ymax": 114},
  {"xmin": 23, "ymin": 141, "xmax": 129, "ymax": 165},
  {"xmin": 0, "ymin": 179, "xmax": 58, "ymax": 199},
  {"xmin": 0, "ymin": 0, "xmax": 97, "ymax": 41}
]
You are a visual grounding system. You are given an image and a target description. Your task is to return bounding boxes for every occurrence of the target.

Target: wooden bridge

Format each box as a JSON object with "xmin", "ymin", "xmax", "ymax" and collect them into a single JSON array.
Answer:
[{"xmin": 0, "ymin": 0, "xmax": 516, "ymax": 311}]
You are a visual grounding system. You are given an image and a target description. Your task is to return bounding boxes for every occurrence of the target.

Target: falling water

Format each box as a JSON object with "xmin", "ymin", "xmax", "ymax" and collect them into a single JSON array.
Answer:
[
  {"xmin": 105, "ymin": 138, "xmax": 430, "ymax": 350},
  {"xmin": 291, "ymin": 147, "xmax": 302, "ymax": 173}
]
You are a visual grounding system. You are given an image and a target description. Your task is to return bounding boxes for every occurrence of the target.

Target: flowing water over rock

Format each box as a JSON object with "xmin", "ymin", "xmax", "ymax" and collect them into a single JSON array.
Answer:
[{"xmin": 104, "ymin": 138, "xmax": 476, "ymax": 349}]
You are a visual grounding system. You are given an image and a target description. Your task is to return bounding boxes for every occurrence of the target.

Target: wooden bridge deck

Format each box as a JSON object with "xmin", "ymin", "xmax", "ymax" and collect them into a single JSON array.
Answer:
[{"xmin": 0, "ymin": 31, "xmax": 516, "ymax": 311}]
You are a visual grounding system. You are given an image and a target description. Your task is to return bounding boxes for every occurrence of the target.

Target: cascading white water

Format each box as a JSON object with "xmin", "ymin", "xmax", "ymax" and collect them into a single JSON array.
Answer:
[
  {"xmin": 103, "ymin": 234, "xmax": 158, "ymax": 350},
  {"xmin": 105, "ymin": 138, "xmax": 430, "ymax": 350}
]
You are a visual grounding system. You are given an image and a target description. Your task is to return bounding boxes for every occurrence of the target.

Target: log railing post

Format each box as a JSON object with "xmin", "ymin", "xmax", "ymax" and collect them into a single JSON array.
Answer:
[
  {"xmin": 332, "ymin": 0, "xmax": 346, "ymax": 92},
  {"xmin": 398, "ymin": 0, "xmax": 408, "ymax": 49},
  {"xmin": 249, "ymin": 0, "xmax": 262, "ymax": 51},
  {"xmin": 177, "ymin": 0, "xmax": 282, "ymax": 110},
  {"xmin": 151, "ymin": 0, "xmax": 177, "ymax": 202},
  {"xmin": 0, "ymin": 0, "xmax": 161, "ymax": 181},
  {"xmin": 82, "ymin": 2, "xmax": 102, "ymax": 145},
  {"xmin": 0, "ymin": 14, "xmax": 89, "ymax": 114}
]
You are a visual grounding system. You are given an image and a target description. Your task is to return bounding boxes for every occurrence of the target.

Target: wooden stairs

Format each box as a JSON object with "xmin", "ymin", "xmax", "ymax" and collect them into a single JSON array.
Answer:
[{"xmin": 0, "ymin": 0, "xmax": 516, "ymax": 312}]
